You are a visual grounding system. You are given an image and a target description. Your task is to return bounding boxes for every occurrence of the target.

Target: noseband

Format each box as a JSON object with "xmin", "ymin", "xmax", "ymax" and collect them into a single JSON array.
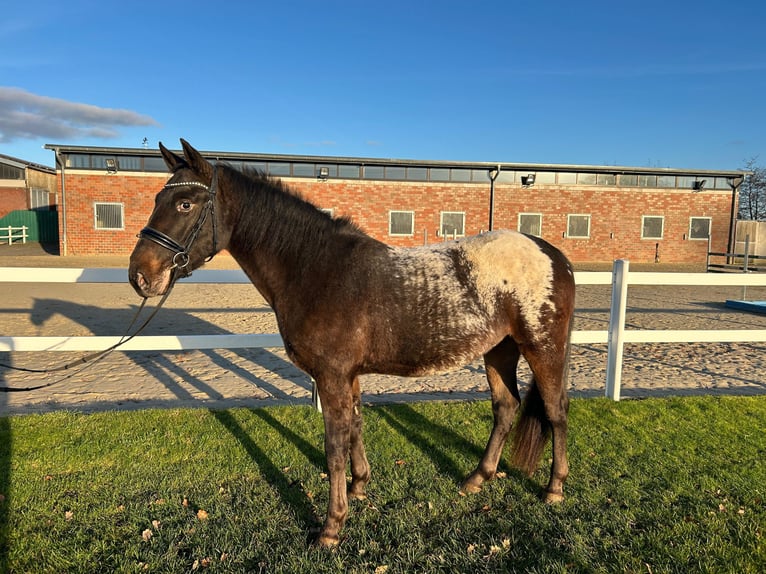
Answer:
[{"xmin": 137, "ymin": 166, "xmax": 219, "ymax": 274}]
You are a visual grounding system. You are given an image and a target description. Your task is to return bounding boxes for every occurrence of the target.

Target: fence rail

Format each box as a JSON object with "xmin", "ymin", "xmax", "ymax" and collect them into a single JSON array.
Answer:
[
  {"xmin": 0, "ymin": 226, "xmax": 27, "ymax": 245},
  {"xmin": 2, "ymin": 264, "xmax": 766, "ymax": 401}
]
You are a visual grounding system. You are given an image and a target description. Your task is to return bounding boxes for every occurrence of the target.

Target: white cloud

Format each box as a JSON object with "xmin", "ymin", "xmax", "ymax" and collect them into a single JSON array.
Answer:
[{"xmin": 0, "ymin": 86, "xmax": 158, "ymax": 143}]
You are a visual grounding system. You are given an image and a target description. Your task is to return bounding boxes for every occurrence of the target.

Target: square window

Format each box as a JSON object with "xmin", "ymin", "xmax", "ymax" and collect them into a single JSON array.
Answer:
[
  {"xmin": 567, "ymin": 214, "xmax": 591, "ymax": 239},
  {"xmin": 518, "ymin": 213, "xmax": 542, "ymax": 237},
  {"xmin": 440, "ymin": 211, "xmax": 465, "ymax": 237},
  {"xmin": 689, "ymin": 217, "xmax": 711, "ymax": 240},
  {"xmin": 389, "ymin": 211, "xmax": 414, "ymax": 236},
  {"xmin": 94, "ymin": 203, "xmax": 124, "ymax": 230},
  {"xmin": 642, "ymin": 216, "xmax": 664, "ymax": 239}
]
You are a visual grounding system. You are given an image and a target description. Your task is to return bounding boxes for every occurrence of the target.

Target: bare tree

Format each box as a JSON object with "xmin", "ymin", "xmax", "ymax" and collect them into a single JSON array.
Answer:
[{"xmin": 739, "ymin": 157, "xmax": 766, "ymax": 220}]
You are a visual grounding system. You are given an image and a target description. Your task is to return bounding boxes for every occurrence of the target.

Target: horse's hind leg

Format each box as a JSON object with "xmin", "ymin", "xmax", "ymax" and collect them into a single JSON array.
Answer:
[
  {"xmin": 462, "ymin": 336, "xmax": 521, "ymax": 494},
  {"xmin": 518, "ymin": 345, "xmax": 570, "ymax": 503},
  {"xmin": 348, "ymin": 376, "xmax": 370, "ymax": 500}
]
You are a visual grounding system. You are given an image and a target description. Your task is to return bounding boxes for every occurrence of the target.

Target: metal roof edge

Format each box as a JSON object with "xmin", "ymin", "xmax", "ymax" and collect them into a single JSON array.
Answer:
[{"xmin": 43, "ymin": 143, "xmax": 748, "ymax": 178}]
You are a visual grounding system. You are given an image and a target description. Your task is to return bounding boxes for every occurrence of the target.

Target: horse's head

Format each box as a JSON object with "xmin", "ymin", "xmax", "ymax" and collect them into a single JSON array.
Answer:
[{"xmin": 129, "ymin": 139, "xmax": 227, "ymax": 298}]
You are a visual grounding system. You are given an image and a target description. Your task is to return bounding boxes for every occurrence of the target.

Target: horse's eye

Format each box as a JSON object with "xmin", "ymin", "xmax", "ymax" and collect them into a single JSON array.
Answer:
[{"xmin": 178, "ymin": 200, "xmax": 193, "ymax": 213}]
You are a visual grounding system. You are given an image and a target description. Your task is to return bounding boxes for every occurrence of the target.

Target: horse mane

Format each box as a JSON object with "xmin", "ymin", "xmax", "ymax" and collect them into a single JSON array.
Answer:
[{"xmin": 221, "ymin": 162, "xmax": 368, "ymax": 257}]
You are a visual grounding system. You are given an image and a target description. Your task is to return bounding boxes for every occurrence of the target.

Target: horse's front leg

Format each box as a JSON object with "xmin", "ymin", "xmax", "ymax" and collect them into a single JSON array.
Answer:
[
  {"xmin": 316, "ymin": 377, "xmax": 353, "ymax": 547},
  {"xmin": 348, "ymin": 376, "xmax": 370, "ymax": 500}
]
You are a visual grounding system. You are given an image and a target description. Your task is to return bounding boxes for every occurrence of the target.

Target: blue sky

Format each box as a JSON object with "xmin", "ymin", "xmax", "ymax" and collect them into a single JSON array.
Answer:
[{"xmin": 1, "ymin": 0, "xmax": 765, "ymax": 170}]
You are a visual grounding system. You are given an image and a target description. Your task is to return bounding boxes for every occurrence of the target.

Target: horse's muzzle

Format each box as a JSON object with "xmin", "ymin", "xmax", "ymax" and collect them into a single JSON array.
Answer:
[{"xmin": 128, "ymin": 264, "xmax": 172, "ymax": 298}]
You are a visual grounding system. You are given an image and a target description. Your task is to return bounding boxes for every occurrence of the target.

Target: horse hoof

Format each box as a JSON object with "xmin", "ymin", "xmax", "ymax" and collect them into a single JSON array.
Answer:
[
  {"xmin": 316, "ymin": 534, "xmax": 339, "ymax": 548},
  {"xmin": 543, "ymin": 491, "xmax": 565, "ymax": 504},
  {"xmin": 460, "ymin": 479, "xmax": 483, "ymax": 494},
  {"xmin": 349, "ymin": 491, "xmax": 367, "ymax": 501}
]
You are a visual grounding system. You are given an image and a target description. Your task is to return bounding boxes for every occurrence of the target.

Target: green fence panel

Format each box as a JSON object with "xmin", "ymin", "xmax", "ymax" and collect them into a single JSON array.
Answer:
[{"xmin": 0, "ymin": 210, "xmax": 59, "ymax": 243}]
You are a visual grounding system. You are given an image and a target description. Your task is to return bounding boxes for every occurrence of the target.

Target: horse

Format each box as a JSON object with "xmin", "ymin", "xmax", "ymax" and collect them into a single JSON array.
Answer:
[{"xmin": 128, "ymin": 139, "xmax": 576, "ymax": 547}]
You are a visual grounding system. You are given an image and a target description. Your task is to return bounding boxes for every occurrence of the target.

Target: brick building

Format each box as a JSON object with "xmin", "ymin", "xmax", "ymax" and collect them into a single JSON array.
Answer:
[
  {"xmin": 0, "ymin": 153, "xmax": 57, "ymax": 216},
  {"xmin": 44, "ymin": 143, "xmax": 744, "ymax": 264}
]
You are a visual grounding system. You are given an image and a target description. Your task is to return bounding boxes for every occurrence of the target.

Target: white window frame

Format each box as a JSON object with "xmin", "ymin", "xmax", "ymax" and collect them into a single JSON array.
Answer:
[
  {"xmin": 389, "ymin": 210, "xmax": 414, "ymax": 236},
  {"xmin": 440, "ymin": 211, "xmax": 465, "ymax": 237},
  {"xmin": 689, "ymin": 216, "xmax": 712, "ymax": 240},
  {"xmin": 94, "ymin": 202, "xmax": 125, "ymax": 230},
  {"xmin": 566, "ymin": 214, "xmax": 591, "ymax": 239},
  {"xmin": 518, "ymin": 212, "xmax": 542, "ymax": 237},
  {"xmin": 641, "ymin": 215, "xmax": 664, "ymax": 240}
]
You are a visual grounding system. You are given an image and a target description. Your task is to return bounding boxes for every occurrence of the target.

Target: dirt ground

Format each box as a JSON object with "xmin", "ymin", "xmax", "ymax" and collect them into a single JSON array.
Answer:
[{"xmin": 1, "ymin": 242, "xmax": 765, "ymax": 415}]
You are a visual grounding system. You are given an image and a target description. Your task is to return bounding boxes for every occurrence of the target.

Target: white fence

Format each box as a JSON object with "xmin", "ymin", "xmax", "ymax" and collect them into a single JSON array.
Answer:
[
  {"xmin": 0, "ymin": 226, "xmax": 27, "ymax": 245},
  {"xmin": 2, "ymin": 262, "xmax": 766, "ymax": 401}
]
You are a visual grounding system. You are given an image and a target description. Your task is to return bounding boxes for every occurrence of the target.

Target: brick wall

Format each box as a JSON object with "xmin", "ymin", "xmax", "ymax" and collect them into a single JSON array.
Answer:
[
  {"xmin": 58, "ymin": 171, "xmax": 734, "ymax": 264},
  {"xmin": 0, "ymin": 183, "xmax": 27, "ymax": 217}
]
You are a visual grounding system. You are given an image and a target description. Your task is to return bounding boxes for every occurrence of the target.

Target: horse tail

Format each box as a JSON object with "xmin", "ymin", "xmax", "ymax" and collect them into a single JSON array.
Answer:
[
  {"xmin": 511, "ymin": 378, "xmax": 551, "ymax": 476},
  {"xmin": 512, "ymin": 311, "xmax": 574, "ymax": 476}
]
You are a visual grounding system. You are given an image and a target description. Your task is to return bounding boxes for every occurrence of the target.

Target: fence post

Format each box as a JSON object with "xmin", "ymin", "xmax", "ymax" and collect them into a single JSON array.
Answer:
[
  {"xmin": 605, "ymin": 259, "xmax": 629, "ymax": 401},
  {"xmin": 22, "ymin": 225, "xmax": 28, "ymax": 244}
]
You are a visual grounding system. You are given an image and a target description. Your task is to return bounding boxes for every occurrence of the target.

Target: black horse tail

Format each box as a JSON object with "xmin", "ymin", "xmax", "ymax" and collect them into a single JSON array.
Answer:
[
  {"xmin": 511, "ymin": 312, "xmax": 574, "ymax": 476},
  {"xmin": 510, "ymin": 378, "xmax": 551, "ymax": 476}
]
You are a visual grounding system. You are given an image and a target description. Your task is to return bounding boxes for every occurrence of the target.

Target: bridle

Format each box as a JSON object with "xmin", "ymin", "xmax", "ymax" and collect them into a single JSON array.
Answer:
[
  {"xmin": 137, "ymin": 165, "xmax": 220, "ymax": 275},
  {"xmin": 0, "ymin": 165, "xmax": 222, "ymax": 392}
]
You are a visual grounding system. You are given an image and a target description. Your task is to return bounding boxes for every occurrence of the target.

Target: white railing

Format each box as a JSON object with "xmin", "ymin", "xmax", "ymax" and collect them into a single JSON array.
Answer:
[
  {"xmin": 2, "ymin": 263, "xmax": 766, "ymax": 401},
  {"xmin": 0, "ymin": 225, "xmax": 27, "ymax": 245}
]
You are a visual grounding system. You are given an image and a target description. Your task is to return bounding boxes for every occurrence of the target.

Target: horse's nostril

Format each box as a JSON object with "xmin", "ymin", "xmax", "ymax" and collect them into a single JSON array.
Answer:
[{"xmin": 135, "ymin": 272, "xmax": 148, "ymax": 291}]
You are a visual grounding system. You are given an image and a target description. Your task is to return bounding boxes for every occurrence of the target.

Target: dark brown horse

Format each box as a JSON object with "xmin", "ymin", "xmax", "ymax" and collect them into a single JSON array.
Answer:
[{"xmin": 129, "ymin": 140, "xmax": 576, "ymax": 547}]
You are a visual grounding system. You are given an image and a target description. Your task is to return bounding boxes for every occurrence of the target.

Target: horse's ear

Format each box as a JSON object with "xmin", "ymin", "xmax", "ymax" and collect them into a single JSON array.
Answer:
[
  {"xmin": 159, "ymin": 142, "xmax": 187, "ymax": 171},
  {"xmin": 179, "ymin": 139, "xmax": 214, "ymax": 182}
]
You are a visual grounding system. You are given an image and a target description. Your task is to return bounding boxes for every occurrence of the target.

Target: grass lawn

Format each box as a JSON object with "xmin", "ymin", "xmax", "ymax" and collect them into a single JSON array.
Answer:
[{"xmin": 0, "ymin": 396, "xmax": 764, "ymax": 573}]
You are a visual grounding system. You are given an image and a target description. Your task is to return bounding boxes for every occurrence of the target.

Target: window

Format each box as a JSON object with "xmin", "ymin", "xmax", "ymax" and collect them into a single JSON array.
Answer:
[
  {"xmin": 292, "ymin": 163, "xmax": 315, "ymax": 177},
  {"xmin": 535, "ymin": 172, "xmax": 556, "ymax": 184},
  {"xmin": 30, "ymin": 188, "xmax": 51, "ymax": 210},
  {"xmin": 450, "ymin": 169, "xmax": 471, "ymax": 182},
  {"xmin": 567, "ymin": 214, "xmax": 591, "ymax": 239},
  {"xmin": 0, "ymin": 163, "xmax": 24, "ymax": 179},
  {"xmin": 618, "ymin": 174, "xmax": 638, "ymax": 186},
  {"xmin": 440, "ymin": 212, "xmax": 465, "ymax": 237},
  {"xmin": 689, "ymin": 217, "xmax": 711, "ymax": 240},
  {"xmin": 384, "ymin": 166, "xmax": 406, "ymax": 180},
  {"xmin": 267, "ymin": 162, "xmax": 290, "ymax": 176},
  {"xmin": 389, "ymin": 211, "xmax": 414, "ymax": 236},
  {"xmin": 94, "ymin": 203, "xmax": 124, "ymax": 230},
  {"xmin": 657, "ymin": 174, "xmax": 676, "ymax": 187},
  {"xmin": 642, "ymin": 216, "xmax": 664, "ymax": 239},
  {"xmin": 407, "ymin": 167, "xmax": 428, "ymax": 181},
  {"xmin": 577, "ymin": 173, "xmax": 597, "ymax": 185},
  {"xmin": 338, "ymin": 165, "xmax": 360, "ymax": 179},
  {"xmin": 363, "ymin": 165, "xmax": 385, "ymax": 179},
  {"xmin": 429, "ymin": 168, "xmax": 451, "ymax": 181},
  {"xmin": 597, "ymin": 173, "xmax": 616, "ymax": 185},
  {"xmin": 518, "ymin": 213, "xmax": 542, "ymax": 237},
  {"xmin": 557, "ymin": 172, "xmax": 577, "ymax": 185},
  {"xmin": 638, "ymin": 175, "xmax": 657, "ymax": 187}
]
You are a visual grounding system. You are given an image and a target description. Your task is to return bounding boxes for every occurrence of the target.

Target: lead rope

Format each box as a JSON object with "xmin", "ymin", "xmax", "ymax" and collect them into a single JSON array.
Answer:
[{"xmin": 0, "ymin": 277, "xmax": 178, "ymax": 392}]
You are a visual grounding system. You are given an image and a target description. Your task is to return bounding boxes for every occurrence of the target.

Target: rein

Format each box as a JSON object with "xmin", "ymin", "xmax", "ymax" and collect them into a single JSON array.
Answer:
[
  {"xmin": 0, "ymin": 286, "xmax": 175, "ymax": 392},
  {"xmin": 0, "ymin": 169, "xmax": 221, "ymax": 393}
]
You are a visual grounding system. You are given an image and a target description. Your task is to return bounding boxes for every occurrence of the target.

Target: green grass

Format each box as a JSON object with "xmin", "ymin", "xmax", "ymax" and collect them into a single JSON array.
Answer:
[{"xmin": 0, "ymin": 396, "xmax": 764, "ymax": 573}]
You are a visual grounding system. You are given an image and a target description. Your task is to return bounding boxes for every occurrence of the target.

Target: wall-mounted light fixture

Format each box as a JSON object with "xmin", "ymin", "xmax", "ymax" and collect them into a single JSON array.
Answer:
[
  {"xmin": 318, "ymin": 166, "xmax": 330, "ymax": 180},
  {"xmin": 105, "ymin": 158, "xmax": 118, "ymax": 174},
  {"xmin": 521, "ymin": 173, "xmax": 536, "ymax": 186},
  {"xmin": 692, "ymin": 179, "xmax": 706, "ymax": 191}
]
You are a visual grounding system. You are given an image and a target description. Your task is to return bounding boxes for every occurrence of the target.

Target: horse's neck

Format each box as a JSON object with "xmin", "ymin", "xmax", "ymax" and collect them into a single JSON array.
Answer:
[{"xmin": 223, "ymin": 177, "xmax": 338, "ymax": 307}]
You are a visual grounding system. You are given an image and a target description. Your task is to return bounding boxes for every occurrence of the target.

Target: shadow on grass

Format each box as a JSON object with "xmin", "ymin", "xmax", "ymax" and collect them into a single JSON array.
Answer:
[
  {"xmin": 376, "ymin": 404, "xmax": 474, "ymax": 483},
  {"xmin": 249, "ymin": 409, "xmax": 325, "ymax": 468},
  {"xmin": 209, "ymin": 409, "xmax": 322, "ymax": 540},
  {"xmin": 0, "ymin": 415, "xmax": 8, "ymax": 573},
  {"xmin": 376, "ymin": 403, "xmax": 545, "ymax": 497},
  {"xmin": 0, "ymin": 351, "xmax": 10, "ymax": 573}
]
